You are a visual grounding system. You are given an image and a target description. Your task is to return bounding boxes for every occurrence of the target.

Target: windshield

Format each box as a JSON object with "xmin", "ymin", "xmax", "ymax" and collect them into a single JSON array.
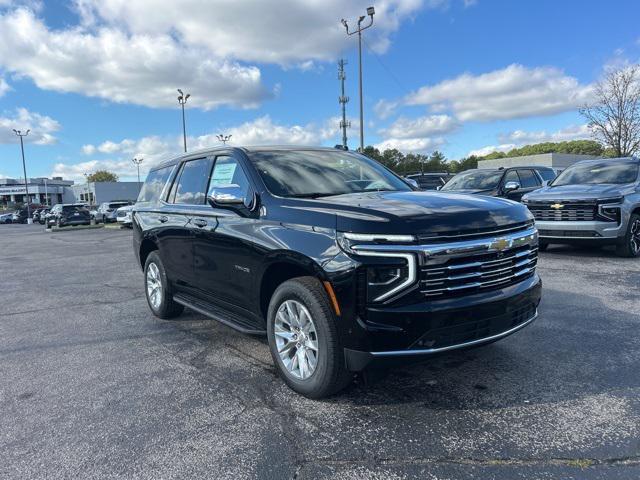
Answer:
[
  {"xmin": 552, "ymin": 162, "xmax": 639, "ymax": 186},
  {"xmin": 108, "ymin": 202, "xmax": 129, "ymax": 209},
  {"xmin": 442, "ymin": 170, "xmax": 503, "ymax": 191},
  {"xmin": 248, "ymin": 150, "xmax": 411, "ymax": 197}
]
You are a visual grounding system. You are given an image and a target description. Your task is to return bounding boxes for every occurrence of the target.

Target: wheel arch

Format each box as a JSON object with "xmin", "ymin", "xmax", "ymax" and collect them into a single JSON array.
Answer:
[
  {"xmin": 258, "ymin": 253, "xmax": 327, "ymax": 321},
  {"xmin": 139, "ymin": 238, "xmax": 159, "ymax": 269}
]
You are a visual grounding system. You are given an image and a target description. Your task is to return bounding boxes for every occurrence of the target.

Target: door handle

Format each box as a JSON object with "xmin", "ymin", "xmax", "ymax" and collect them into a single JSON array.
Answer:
[
  {"xmin": 193, "ymin": 218, "xmax": 208, "ymax": 228},
  {"xmin": 158, "ymin": 215, "xmax": 169, "ymax": 223}
]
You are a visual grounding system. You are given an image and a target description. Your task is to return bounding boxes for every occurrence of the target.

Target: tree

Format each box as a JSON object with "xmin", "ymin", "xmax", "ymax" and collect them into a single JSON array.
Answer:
[
  {"xmin": 580, "ymin": 65, "xmax": 640, "ymax": 157},
  {"xmin": 87, "ymin": 170, "xmax": 119, "ymax": 182}
]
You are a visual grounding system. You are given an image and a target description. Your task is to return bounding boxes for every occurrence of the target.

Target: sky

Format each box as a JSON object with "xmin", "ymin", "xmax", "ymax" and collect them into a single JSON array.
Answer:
[{"xmin": 0, "ymin": 0, "xmax": 639, "ymax": 181}]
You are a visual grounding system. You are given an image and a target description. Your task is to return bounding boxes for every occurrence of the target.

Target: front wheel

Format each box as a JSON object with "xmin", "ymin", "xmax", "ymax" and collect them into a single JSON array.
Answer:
[
  {"xmin": 267, "ymin": 277, "xmax": 351, "ymax": 399},
  {"xmin": 616, "ymin": 214, "xmax": 640, "ymax": 258},
  {"xmin": 538, "ymin": 241, "xmax": 549, "ymax": 252}
]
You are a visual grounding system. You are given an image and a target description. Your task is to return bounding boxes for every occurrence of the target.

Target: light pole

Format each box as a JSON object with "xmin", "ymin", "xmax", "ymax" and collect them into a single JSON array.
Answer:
[
  {"xmin": 341, "ymin": 6, "xmax": 375, "ymax": 152},
  {"xmin": 216, "ymin": 134, "xmax": 232, "ymax": 145},
  {"xmin": 132, "ymin": 157, "xmax": 143, "ymax": 186},
  {"xmin": 177, "ymin": 89, "xmax": 190, "ymax": 152},
  {"xmin": 13, "ymin": 129, "xmax": 32, "ymax": 223}
]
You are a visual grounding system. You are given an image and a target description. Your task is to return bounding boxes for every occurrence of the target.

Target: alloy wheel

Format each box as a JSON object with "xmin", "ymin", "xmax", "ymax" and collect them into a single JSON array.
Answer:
[
  {"xmin": 146, "ymin": 262, "xmax": 163, "ymax": 309},
  {"xmin": 274, "ymin": 300, "xmax": 319, "ymax": 380}
]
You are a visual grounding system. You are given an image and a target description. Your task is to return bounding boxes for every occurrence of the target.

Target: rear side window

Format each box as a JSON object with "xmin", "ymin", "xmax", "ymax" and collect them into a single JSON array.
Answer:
[
  {"xmin": 537, "ymin": 169, "xmax": 556, "ymax": 182},
  {"xmin": 170, "ymin": 158, "xmax": 213, "ymax": 205},
  {"xmin": 517, "ymin": 169, "xmax": 541, "ymax": 188},
  {"xmin": 138, "ymin": 166, "xmax": 174, "ymax": 203}
]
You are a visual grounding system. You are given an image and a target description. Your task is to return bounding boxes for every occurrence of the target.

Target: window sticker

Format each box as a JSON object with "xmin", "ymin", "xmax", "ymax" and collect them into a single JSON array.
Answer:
[{"xmin": 211, "ymin": 163, "xmax": 237, "ymax": 185}]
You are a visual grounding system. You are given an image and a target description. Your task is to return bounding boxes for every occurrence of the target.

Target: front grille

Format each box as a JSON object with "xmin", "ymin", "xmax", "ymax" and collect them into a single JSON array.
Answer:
[
  {"xmin": 411, "ymin": 302, "xmax": 537, "ymax": 350},
  {"xmin": 527, "ymin": 201, "xmax": 596, "ymax": 221},
  {"xmin": 420, "ymin": 244, "xmax": 538, "ymax": 299}
]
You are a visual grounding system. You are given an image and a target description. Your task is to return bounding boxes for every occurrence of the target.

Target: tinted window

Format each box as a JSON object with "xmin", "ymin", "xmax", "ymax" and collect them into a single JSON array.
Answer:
[
  {"xmin": 503, "ymin": 170, "xmax": 519, "ymax": 184},
  {"xmin": 517, "ymin": 169, "xmax": 540, "ymax": 188},
  {"xmin": 208, "ymin": 157, "xmax": 251, "ymax": 199},
  {"xmin": 138, "ymin": 166, "xmax": 174, "ymax": 203},
  {"xmin": 553, "ymin": 161, "xmax": 639, "ymax": 186},
  {"xmin": 443, "ymin": 170, "xmax": 503, "ymax": 190},
  {"xmin": 249, "ymin": 150, "xmax": 411, "ymax": 198},
  {"xmin": 108, "ymin": 202, "xmax": 129, "ymax": 209},
  {"xmin": 536, "ymin": 169, "xmax": 556, "ymax": 182},
  {"xmin": 172, "ymin": 158, "xmax": 213, "ymax": 205}
]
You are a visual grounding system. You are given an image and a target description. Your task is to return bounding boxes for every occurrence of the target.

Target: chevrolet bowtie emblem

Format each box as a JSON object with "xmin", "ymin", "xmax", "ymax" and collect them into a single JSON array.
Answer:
[
  {"xmin": 550, "ymin": 203, "xmax": 564, "ymax": 209},
  {"xmin": 490, "ymin": 238, "xmax": 511, "ymax": 251}
]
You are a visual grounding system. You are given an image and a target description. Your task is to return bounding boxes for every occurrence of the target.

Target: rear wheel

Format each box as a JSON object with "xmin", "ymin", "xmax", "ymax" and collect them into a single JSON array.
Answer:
[
  {"xmin": 267, "ymin": 277, "xmax": 351, "ymax": 399},
  {"xmin": 144, "ymin": 251, "xmax": 184, "ymax": 319},
  {"xmin": 616, "ymin": 214, "xmax": 640, "ymax": 258}
]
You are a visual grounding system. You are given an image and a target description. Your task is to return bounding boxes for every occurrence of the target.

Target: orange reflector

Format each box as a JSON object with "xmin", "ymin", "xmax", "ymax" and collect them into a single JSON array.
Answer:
[{"xmin": 323, "ymin": 281, "xmax": 341, "ymax": 317}]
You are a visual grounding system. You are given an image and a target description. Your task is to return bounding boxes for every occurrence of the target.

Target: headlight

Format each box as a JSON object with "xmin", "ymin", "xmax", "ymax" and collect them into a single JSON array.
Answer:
[
  {"xmin": 366, "ymin": 264, "xmax": 411, "ymax": 302},
  {"xmin": 598, "ymin": 204, "xmax": 621, "ymax": 223},
  {"xmin": 337, "ymin": 232, "xmax": 417, "ymax": 302}
]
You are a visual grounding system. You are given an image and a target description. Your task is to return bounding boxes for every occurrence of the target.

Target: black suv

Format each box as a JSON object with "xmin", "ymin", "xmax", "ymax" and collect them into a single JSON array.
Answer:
[
  {"xmin": 133, "ymin": 147, "xmax": 541, "ymax": 398},
  {"xmin": 441, "ymin": 166, "xmax": 556, "ymax": 202},
  {"xmin": 47, "ymin": 203, "xmax": 91, "ymax": 227}
]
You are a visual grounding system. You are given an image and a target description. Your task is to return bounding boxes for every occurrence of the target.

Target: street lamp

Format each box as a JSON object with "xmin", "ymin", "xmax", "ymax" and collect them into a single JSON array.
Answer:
[
  {"xmin": 341, "ymin": 6, "xmax": 375, "ymax": 152},
  {"xmin": 216, "ymin": 134, "xmax": 232, "ymax": 145},
  {"xmin": 13, "ymin": 129, "xmax": 32, "ymax": 224},
  {"xmin": 177, "ymin": 89, "xmax": 191, "ymax": 152},
  {"xmin": 132, "ymin": 157, "xmax": 144, "ymax": 186}
]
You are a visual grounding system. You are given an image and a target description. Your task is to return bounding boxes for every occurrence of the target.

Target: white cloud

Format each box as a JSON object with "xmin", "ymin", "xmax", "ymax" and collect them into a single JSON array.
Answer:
[
  {"xmin": 74, "ymin": 0, "xmax": 429, "ymax": 64},
  {"xmin": 0, "ymin": 108, "xmax": 60, "ymax": 145},
  {"xmin": 375, "ymin": 136, "xmax": 445, "ymax": 152},
  {"xmin": 64, "ymin": 116, "xmax": 342, "ymax": 180},
  {"xmin": 463, "ymin": 0, "xmax": 478, "ymax": 7},
  {"xmin": 468, "ymin": 123, "xmax": 592, "ymax": 157},
  {"xmin": 374, "ymin": 99, "xmax": 399, "ymax": 120},
  {"xmin": 0, "ymin": 8, "xmax": 268, "ymax": 109},
  {"xmin": 0, "ymin": 75, "xmax": 9, "ymax": 96},
  {"xmin": 381, "ymin": 114, "xmax": 457, "ymax": 138},
  {"xmin": 405, "ymin": 64, "xmax": 594, "ymax": 122},
  {"xmin": 498, "ymin": 124, "xmax": 591, "ymax": 145},
  {"xmin": 467, "ymin": 144, "xmax": 515, "ymax": 157}
]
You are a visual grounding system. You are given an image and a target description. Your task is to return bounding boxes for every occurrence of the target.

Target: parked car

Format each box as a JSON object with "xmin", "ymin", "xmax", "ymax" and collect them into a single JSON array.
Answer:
[
  {"xmin": 522, "ymin": 157, "xmax": 640, "ymax": 257},
  {"xmin": 116, "ymin": 204, "xmax": 134, "ymax": 227},
  {"xmin": 95, "ymin": 201, "xmax": 133, "ymax": 223},
  {"xmin": 37, "ymin": 208, "xmax": 51, "ymax": 225},
  {"xmin": 441, "ymin": 166, "xmax": 556, "ymax": 202},
  {"xmin": 405, "ymin": 172, "xmax": 453, "ymax": 190},
  {"xmin": 133, "ymin": 146, "xmax": 541, "ymax": 398},
  {"xmin": 0, "ymin": 212, "xmax": 13, "ymax": 224},
  {"xmin": 47, "ymin": 203, "xmax": 91, "ymax": 228},
  {"xmin": 11, "ymin": 205, "xmax": 42, "ymax": 224}
]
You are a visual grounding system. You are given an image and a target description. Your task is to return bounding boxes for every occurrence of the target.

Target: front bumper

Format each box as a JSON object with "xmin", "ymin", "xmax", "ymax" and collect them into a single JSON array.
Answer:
[
  {"xmin": 536, "ymin": 220, "xmax": 623, "ymax": 242},
  {"xmin": 344, "ymin": 273, "xmax": 541, "ymax": 371}
]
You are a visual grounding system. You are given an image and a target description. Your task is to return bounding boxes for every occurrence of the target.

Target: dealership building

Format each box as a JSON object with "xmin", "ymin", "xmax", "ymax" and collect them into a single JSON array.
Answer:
[{"xmin": 0, "ymin": 177, "xmax": 141, "ymax": 207}]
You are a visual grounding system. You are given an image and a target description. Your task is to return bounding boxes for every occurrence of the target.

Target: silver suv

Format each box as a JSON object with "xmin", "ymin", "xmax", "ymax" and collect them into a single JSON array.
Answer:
[{"xmin": 522, "ymin": 157, "xmax": 640, "ymax": 257}]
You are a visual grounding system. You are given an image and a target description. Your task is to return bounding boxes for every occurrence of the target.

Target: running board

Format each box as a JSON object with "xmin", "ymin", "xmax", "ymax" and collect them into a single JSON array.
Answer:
[{"xmin": 173, "ymin": 293, "xmax": 266, "ymax": 335}]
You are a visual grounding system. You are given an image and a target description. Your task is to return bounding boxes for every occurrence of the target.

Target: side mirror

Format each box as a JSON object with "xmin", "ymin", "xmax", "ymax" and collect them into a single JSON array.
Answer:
[
  {"xmin": 208, "ymin": 184, "xmax": 245, "ymax": 206},
  {"xmin": 542, "ymin": 180, "xmax": 550, "ymax": 187},
  {"xmin": 503, "ymin": 181, "xmax": 520, "ymax": 193}
]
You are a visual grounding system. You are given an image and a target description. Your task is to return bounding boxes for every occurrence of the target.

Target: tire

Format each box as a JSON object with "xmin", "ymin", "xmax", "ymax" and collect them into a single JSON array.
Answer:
[
  {"xmin": 267, "ymin": 276, "xmax": 351, "ymax": 399},
  {"xmin": 144, "ymin": 251, "xmax": 184, "ymax": 319},
  {"xmin": 616, "ymin": 213, "xmax": 640, "ymax": 258},
  {"xmin": 538, "ymin": 241, "xmax": 549, "ymax": 252}
]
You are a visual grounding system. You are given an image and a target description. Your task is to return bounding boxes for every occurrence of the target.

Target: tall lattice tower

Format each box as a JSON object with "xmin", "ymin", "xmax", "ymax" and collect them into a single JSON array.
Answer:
[{"xmin": 338, "ymin": 59, "xmax": 351, "ymax": 149}]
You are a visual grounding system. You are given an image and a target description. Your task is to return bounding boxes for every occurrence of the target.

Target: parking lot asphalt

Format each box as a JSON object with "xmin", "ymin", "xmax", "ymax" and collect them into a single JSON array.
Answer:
[{"xmin": 1, "ymin": 224, "xmax": 639, "ymax": 480}]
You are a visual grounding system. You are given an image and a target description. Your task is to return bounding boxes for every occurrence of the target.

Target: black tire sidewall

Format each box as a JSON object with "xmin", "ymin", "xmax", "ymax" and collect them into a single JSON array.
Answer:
[
  {"xmin": 267, "ymin": 277, "xmax": 346, "ymax": 398},
  {"xmin": 144, "ymin": 251, "xmax": 181, "ymax": 319},
  {"xmin": 620, "ymin": 214, "xmax": 640, "ymax": 258}
]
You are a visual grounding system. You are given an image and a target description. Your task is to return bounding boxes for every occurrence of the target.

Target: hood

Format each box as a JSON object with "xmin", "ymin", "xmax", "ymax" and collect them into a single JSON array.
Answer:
[
  {"xmin": 281, "ymin": 191, "xmax": 531, "ymax": 237},
  {"xmin": 523, "ymin": 183, "xmax": 634, "ymax": 202}
]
